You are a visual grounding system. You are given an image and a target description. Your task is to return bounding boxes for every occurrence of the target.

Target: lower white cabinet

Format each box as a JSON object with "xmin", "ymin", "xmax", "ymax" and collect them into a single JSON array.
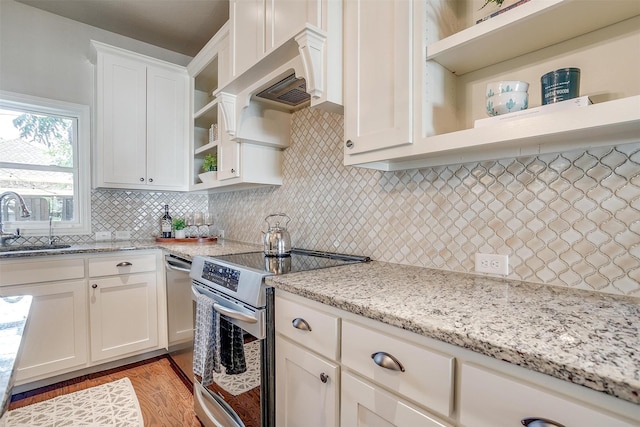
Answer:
[
  {"xmin": 275, "ymin": 335, "xmax": 339, "ymax": 427},
  {"xmin": 341, "ymin": 372, "xmax": 450, "ymax": 427},
  {"xmin": 1, "ymin": 280, "xmax": 88, "ymax": 384},
  {"xmin": 0, "ymin": 250, "xmax": 166, "ymax": 388},
  {"xmin": 459, "ymin": 363, "xmax": 638, "ymax": 427},
  {"xmin": 88, "ymin": 271, "xmax": 159, "ymax": 362}
]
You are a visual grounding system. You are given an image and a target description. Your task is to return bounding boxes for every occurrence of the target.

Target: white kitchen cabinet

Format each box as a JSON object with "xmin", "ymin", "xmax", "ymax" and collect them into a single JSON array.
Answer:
[
  {"xmin": 0, "ymin": 256, "xmax": 88, "ymax": 384},
  {"xmin": 88, "ymin": 253, "xmax": 160, "ymax": 362},
  {"xmin": 341, "ymin": 372, "xmax": 450, "ymax": 427},
  {"xmin": 342, "ymin": 320, "xmax": 455, "ymax": 418},
  {"xmin": 459, "ymin": 363, "xmax": 637, "ymax": 427},
  {"xmin": 343, "ymin": 0, "xmax": 413, "ymax": 155},
  {"xmin": 93, "ymin": 41, "xmax": 189, "ymax": 191},
  {"xmin": 345, "ymin": 0, "xmax": 640, "ymax": 170},
  {"xmin": 0, "ymin": 280, "xmax": 88, "ymax": 384},
  {"xmin": 275, "ymin": 294, "xmax": 341, "ymax": 426},
  {"xmin": 275, "ymin": 335, "xmax": 340, "ymax": 427}
]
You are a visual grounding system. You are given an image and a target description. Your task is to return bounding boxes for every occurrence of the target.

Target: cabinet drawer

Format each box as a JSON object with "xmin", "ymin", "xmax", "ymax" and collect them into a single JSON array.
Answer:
[
  {"xmin": 0, "ymin": 257, "xmax": 85, "ymax": 286},
  {"xmin": 342, "ymin": 320, "xmax": 454, "ymax": 418},
  {"xmin": 459, "ymin": 363, "xmax": 637, "ymax": 427},
  {"xmin": 275, "ymin": 295, "xmax": 339, "ymax": 360},
  {"xmin": 88, "ymin": 253, "xmax": 157, "ymax": 277}
]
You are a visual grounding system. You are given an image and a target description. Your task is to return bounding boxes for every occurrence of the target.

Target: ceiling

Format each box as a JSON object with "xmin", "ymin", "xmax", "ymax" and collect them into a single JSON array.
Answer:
[{"xmin": 16, "ymin": 0, "xmax": 229, "ymax": 57}]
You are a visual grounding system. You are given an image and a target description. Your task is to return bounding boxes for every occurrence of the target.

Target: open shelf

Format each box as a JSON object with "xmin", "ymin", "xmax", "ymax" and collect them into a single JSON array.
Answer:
[{"xmin": 427, "ymin": 0, "xmax": 640, "ymax": 75}]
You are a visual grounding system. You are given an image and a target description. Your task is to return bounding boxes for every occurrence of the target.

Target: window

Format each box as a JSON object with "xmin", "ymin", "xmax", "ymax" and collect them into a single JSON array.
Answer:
[{"xmin": 0, "ymin": 91, "xmax": 90, "ymax": 235}]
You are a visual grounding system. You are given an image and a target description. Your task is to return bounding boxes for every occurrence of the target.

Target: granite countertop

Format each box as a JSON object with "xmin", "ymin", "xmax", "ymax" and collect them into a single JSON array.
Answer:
[
  {"xmin": 0, "ymin": 295, "xmax": 32, "ymax": 418},
  {"xmin": 266, "ymin": 261, "xmax": 640, "ymax": 405},
  {"xmin": 0, "ymin": 239, "xmax": 261, "ymax": 261}
]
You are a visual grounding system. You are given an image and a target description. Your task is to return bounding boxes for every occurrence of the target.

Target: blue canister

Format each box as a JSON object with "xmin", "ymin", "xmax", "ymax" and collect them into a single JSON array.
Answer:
[{"xmin": 540, "ymin": 68, "xmax": 580, "ymax": 105}]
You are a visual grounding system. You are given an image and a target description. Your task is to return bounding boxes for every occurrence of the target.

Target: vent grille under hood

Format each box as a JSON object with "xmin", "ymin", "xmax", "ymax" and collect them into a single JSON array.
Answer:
[{"xmin": 255, "ymin": 73, "xmax": 311, "ymax": 107}]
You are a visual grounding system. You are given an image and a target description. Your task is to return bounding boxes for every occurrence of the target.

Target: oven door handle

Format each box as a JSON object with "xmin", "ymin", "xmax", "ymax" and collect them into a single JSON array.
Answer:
[
  {"xmin": 192, "ymin": 286, "xmax": 258, "ymax": 324},
  {"xmin": 213, "ymin": 303, "xmax": 258, "ymax": 324}
]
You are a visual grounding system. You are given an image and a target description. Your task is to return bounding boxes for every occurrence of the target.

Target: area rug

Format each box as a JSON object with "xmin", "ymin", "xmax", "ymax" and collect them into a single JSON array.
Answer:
[
  {"xmin": 0, "ymin": 377, "xmax": 144, "ymax": 427},
  {"xmin": 211, "ymin": 340, "xmax": 261, "ymax": 396}
]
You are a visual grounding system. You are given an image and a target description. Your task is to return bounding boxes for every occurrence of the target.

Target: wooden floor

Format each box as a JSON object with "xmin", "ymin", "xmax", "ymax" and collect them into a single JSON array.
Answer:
[{"xmin": 9, "ymin": 356, "xmax": 203, "ymax": 427}]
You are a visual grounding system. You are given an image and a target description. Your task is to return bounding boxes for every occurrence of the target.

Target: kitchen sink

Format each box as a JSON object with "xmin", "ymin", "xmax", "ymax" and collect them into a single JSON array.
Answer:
[{"xmin": 0, "ymin": 244, "xmax": 72, "ymax": 253}]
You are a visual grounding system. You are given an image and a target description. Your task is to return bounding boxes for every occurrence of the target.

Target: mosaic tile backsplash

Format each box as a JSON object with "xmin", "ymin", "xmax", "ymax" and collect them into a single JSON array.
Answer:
[
  {"xmin": 209, "ymin": 108, "xmax": 640, "ymax": 296},
  {"xmin": 17, "ymin": 108, "xmax": 639, "ymax": 296}
]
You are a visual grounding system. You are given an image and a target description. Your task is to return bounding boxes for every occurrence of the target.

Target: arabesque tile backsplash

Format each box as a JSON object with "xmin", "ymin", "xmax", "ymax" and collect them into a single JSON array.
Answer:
[
  {"xmin": 209, "ymin": 108, "xmax": 640, "ymax": 296},
  {"xmin": 26, "ymin": 108, "xmax": 639, "ymax": 296}
]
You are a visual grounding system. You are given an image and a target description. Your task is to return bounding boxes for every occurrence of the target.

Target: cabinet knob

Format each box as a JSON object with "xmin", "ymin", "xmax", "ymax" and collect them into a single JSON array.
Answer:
[
  {"xmin": 345, "ymin": 139, "xmax": 354, "ymax": 149},
  {"xmin": 231, "ymin": 168, "xmax": 236, "ymax": 174},
  {"xmin": 116, "ymin": 261, "xmax": 132, "ymax": 267},
  {"xmin": 292, "ymin": 317, "xmax": 312, "ymax": 331},
  {"xmin": 91, "ymin": 284, "xmax": 98, "ymax": 289},
  {"xmin": 371, "ymin": 351, "xmax": 405, "ymax": 372},
  {"xmin": 140, "ymin": 177, "xmax": 144, "ymax": 182},
  {"xmin": 319, "ymin": 372, "xmax": 329, "ymax": 383},
  {"xmin": 521, "ymin": 418, "xmax": 565, "ymax": 427},
  {"xmin": 148, "ymin": 178, "xmax": 153, "ymax": 183}
]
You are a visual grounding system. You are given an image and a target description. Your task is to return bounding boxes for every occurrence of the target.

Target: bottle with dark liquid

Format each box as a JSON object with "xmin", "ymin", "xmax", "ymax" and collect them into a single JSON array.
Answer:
[{"xmin": 161, "ymin": 204, "xmax": 172, "ymax": 238}]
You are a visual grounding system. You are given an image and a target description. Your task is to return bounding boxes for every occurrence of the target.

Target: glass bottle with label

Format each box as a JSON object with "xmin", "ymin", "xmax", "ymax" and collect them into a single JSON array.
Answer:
[{"xmin": 161, "ymin": 204, "xmax": 172, "ymax": 238}]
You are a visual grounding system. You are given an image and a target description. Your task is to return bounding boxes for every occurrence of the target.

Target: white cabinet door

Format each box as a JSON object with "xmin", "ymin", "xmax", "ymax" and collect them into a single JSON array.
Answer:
[
  {"xmin": 343, "ymin": 0, "xmax": 412, "ymax": 156},
  {"xmin": 341, "ymin": 372, "xmax": 450, "ymax": 427},
  {"xmin": 217, "ymin": 112, "xmax": 240, "ymax": 181},
  {"xmin": 459, "ymin": 363, "xmax": 638, "ymax": 427},
  {"xmin": 89, "ymin": 272, "xmax": 159, "ymax": 362},
  {"xmin": 230, "ymin": 0, "xmax": 264, "ymax": 78},
  {"xmin": 98, "ymin": 51, "xmax": 147, "ymax": 187},
  {"xmin": 275, "ymin": 335, "xmax": 339, "ymax": 427},
  {"xmin": 146, "ymin": 65, "xmax": 188, "ymax": 190},
  {"xmin": 1, "ymin": 280, "xmax": 88, "ymax": 384},
  {"xmin": 95, "ymin": 43, "xmax": 188, "ymax": 191}
]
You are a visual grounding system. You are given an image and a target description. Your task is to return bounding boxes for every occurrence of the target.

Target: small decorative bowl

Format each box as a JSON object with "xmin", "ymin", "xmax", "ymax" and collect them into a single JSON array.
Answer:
[
  {"xmin": 486, "ymin": 91, "xmax": 529, "ymax": 116},
  {"xmin": 486, "ymin": 80, "xmax": 529, "ymax": 98}
]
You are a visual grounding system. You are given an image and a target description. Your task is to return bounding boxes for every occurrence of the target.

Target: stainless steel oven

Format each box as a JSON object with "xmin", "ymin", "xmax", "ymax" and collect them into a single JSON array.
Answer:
[{"xmin": 190, "ymin": 249, "xmax": 369, "ymax": 427}]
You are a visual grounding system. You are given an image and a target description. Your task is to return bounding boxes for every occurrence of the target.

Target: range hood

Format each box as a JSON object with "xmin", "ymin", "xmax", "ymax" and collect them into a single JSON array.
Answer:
[
  {"xmin": 255, "ymin": 73, "xmax": 310, "ymax": 108},
  {"xmin": 215, "ymin": 24, "xmax": 342, "ymax": 149}
]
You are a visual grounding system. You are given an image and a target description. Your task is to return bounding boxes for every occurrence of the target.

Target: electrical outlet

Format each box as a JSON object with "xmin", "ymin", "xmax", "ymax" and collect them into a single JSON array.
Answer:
[
  {"xmin": 115, "ymin": 230, "xmax": 131, "ymax": 240},
  {"xmin": 475, "ymin": 253, "xmax": 509, "ymax": 276},
  {"xmin": 95, "ymin": 231, "xmax": 111, "ymax": 241}
]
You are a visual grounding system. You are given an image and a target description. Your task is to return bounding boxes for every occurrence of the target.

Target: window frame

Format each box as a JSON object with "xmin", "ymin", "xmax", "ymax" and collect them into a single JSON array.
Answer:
[{"xmin": 0, "ymin": 90, "xmax": 91, "ymax": 236}]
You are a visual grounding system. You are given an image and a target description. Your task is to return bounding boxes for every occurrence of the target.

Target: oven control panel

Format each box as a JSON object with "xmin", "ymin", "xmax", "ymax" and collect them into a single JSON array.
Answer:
[{"xmin": 202, "ymin": 261, "xmax": 240, "ymax": 292}]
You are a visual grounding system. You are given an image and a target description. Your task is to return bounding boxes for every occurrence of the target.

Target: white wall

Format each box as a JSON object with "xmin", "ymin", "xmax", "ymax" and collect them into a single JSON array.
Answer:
[{"xmin": 0, "ymin": 0, "xmax": 191, "ymax": 106}]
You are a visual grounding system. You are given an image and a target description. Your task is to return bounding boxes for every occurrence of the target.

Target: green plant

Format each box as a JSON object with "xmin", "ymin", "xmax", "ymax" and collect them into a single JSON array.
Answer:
[
  {"xmin": 172, "ymin": 217, "xmax": 186, "ymax": 230},
  {"xmin": 202, "ymin": 153, "xmax": 217, "ymax": 172},
  {"xmin": 480, "ymin": 0, "xmax": 505, "ymax": 9}
]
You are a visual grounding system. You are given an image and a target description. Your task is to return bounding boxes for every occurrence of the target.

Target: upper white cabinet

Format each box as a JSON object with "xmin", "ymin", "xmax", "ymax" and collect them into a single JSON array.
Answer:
[
  {"xmin": 343, "ymin": 0, "xmax": 413, "ymax": 155},
  {"xmin": 93, "ymin": 41, "xmax": 189, "ymax": 191},
  {"xmin": 344, "ymin": 0, "xmax": 640, "ymax": 171}
]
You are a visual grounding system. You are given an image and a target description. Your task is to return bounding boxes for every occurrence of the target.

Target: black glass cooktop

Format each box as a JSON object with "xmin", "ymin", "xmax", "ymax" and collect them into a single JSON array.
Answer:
[{"xmin": 213, "ymin": 249, "xmax": 370, "ymax": 275}]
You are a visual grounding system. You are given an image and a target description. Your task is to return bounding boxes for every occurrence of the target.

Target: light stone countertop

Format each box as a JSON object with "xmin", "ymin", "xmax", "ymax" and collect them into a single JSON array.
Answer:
[{"xmin": 265, "ymin": 261, "xmax": 640, "ymax": 405}]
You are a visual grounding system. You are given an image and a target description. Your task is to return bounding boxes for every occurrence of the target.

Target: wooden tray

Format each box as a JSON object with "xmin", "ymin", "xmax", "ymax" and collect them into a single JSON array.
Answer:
[{"xmin": 155, "ymin": 237, "xmax": 217, "ymax": 243}]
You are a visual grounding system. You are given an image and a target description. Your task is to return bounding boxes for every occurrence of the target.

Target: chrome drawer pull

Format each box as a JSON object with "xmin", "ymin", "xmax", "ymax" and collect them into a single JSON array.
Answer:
[
  {"xmin": 292, "ymin": 317, "xmax": 312, "ymax": 331},
  {"xmin": 521, "ymin": 418, "xmax": 565, "ymax": 427},
  {"xmin": 319, "ymin": 373, "xmax": 329, "ymax": 383},
  {"xmin": 371, "ymin": 351, "xmax": 405, "ymax": 372},
  {"xmin": 116, "ymin": 261, "xmax": 132, "ymax": 267}
]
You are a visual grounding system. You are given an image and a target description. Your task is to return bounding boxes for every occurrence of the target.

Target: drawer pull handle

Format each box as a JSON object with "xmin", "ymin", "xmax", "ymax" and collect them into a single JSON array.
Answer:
[
  {"xmin": 371, "ymin": 352, "xmax": 405, "ymax": 372},
  {"xmin": 91, "ymin": 284, "xmax": 97, "ymax": 289},
  {"xmin": 521, "ymin": 418, "xmax": 565, "ymax": 427},
  {"xmin": 292, "ymin": 318, "xmax": 312, "ymax": 331},
  {"xmin": 319, "ymin": 373, "xmax": 329, "ymax": 383},
  {"xmin": 116, "ymin": 262, "xmax": 132, "ymax": 267}
]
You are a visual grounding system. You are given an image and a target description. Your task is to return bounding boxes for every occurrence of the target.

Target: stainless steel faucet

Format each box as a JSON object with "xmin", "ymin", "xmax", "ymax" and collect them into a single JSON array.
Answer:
[{"xmin": 0, "ymin": 191, "xmax": 31, "ymax": 246}]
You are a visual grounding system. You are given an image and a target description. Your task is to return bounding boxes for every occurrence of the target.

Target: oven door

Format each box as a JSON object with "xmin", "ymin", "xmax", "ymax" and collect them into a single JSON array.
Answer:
[{"xmin": 191, "ymin": 284, "xmax": 273, "ymax": 427}]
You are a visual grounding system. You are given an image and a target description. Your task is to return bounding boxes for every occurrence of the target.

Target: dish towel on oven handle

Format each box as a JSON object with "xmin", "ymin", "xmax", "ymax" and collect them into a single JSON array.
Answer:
[{"xmin": 193, "ymin": 292, "xmax": 247, "ymax": 386}]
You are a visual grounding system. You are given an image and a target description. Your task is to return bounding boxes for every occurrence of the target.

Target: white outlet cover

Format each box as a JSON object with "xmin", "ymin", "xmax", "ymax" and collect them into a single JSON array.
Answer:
[
  {"xmin": 475, "ymin": 253, "xmax": 509, "ymax": 276},
  {"xmin": 95, "ymin": 231, "xmax": 111, "ymax": 241},
  {"xmin": 115, "ymin": 230, "xmax": 131, "ymax": 240}
]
